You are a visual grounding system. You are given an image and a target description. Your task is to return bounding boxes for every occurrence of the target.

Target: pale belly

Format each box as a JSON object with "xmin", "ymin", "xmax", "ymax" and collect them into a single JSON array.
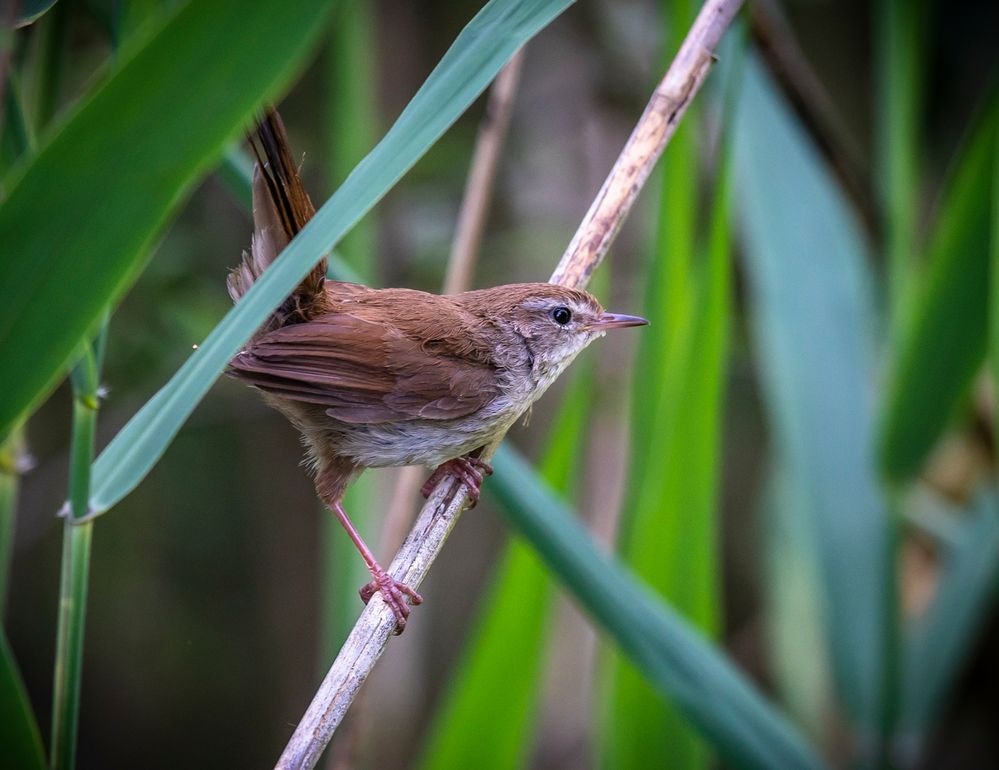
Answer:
[{"xmin": 330, "ymin": 403, "xmax": 521, "ymax": 468}]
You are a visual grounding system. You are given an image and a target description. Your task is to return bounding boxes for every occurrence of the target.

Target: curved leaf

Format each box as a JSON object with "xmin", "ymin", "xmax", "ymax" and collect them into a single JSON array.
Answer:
[
  {"xmin": 490, "ymin": 445, "xmax": 826, "ymax": 770},
  {"xmin": 878, "ymin": 101, "xmax": 998, "ymax": 482},
  {"xmin": 899, "ymin": 490, "xmax": 999, "ymax": 740},
  {"xmin": 0, "ymin": 0, "xmax": 337, "ymax": 441},
  {"xmin": 734, "ymin": 55, "xmax": 891, "ymax": 735},
  {"xmin": 0, "ymin": 630, "xmax": 45, "ymax": 770}
]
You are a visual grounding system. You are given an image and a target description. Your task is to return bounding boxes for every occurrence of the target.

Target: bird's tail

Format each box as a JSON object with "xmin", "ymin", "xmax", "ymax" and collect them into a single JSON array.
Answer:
[{"xmin": 226, "ymin": 108, "xmax": 328, "ymax": 331}]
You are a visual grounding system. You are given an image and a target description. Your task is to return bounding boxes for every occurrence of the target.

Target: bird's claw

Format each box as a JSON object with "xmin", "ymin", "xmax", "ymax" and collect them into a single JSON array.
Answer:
[
  {"xmin": 421, "ymin": 457, "xmax": 493, "ymax": 507},
  {"xmin": 359, "ymin": 569, "xmax": 423, "ymax": 635}
]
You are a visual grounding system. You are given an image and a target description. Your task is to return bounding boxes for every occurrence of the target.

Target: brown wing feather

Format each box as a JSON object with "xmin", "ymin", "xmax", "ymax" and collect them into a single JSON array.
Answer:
[{"xmin": 229, "ymin": 297, "xmax": 501, "ymax": 424}]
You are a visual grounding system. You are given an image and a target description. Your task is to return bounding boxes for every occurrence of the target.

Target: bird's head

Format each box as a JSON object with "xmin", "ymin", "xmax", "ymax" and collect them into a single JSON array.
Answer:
[{"xmin": 462, "ymin": 283, "xmax": 648, "ymax": 382}]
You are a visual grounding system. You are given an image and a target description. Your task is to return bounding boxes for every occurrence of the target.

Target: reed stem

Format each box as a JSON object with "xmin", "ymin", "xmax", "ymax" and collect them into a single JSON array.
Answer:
[{"xmin": 50, "ymin": 325, "xmax": 105, "ymax": 770}]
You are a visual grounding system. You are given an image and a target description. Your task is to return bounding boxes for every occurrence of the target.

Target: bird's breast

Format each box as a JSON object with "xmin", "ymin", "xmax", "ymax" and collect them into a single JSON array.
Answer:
[{"xmin": 331, "ymin": 396, "xmax": 522, "ymax": 468}]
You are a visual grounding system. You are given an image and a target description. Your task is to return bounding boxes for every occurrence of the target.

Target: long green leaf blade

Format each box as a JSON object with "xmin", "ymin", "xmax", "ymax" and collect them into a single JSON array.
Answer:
[
  {"xmin": 878, "ymin": 101, "xmax": 998, "ymax": 482},
  {"xmin": 0, "ymin": 630, "xmax": 45, "ymax": 770},
  {"xmin": 877, "ymin": 0, "xmax": 924, "ymax": 332},
  {"xmin": 734, "ymin": 55, "xmax": 892, "ymax": 736},
  {"xmin": 491, "ymin": 445, "xmax": 826, "ymax": 770},
  {"xmin": 763, "ymin": 461, "xmax": 833, "ymax": 741},
  {"xmin": 0, "ymin": 0, "xmax": 337, "ymax": 441},
  {"xmin": 899, "ymin": 490, "xmax": 999, "ymax": 741},
  {"xmin": 88, "ymin": 0, "xmax": 576, "ymax": 516}
]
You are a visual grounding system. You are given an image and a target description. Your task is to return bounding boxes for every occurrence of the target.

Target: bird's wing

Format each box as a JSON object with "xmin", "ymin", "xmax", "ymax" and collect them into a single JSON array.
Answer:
[{"xmin": 228, "ymin": 311, "xmax": 501, "ymax": 424}]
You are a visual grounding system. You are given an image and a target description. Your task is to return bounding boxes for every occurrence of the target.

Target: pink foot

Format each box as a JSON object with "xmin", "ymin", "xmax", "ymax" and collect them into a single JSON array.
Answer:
[
  {"xmin": 359, "ymin": 568, "xmax": 423, "ymax": 635},
  {"xmin": 421, "ymin": 456, "xmax": 494, "ymax": 507}
]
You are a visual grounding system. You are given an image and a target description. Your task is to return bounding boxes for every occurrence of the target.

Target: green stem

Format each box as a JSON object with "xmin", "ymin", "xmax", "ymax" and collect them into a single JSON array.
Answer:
[
  {"xmin": 49, "ymin": 520, "xmax": 93, "ymax": 770},
  {"xmin": 50, "ymin": 337, "xmax": 102, "ymax": 770},
  {"xmin": 0, "ymin": 426, "xmax": 28, "ymax": 617}
]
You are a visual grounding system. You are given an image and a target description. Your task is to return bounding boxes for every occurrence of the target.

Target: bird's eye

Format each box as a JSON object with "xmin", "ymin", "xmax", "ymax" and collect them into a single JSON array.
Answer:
[{"xmin": 551, "ymin": 306, "xmax": 572, "ymax": 325}]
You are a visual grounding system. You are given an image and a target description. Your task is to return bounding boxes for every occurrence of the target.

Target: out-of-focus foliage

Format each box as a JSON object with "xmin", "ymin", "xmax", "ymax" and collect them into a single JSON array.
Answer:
[
  {"xmin": 0, "ymin": 0, "xmax": 337, "ymax": 442},
  {"xmin": 879, "ymin": 105, "xmax": 997, "ymax": 482},
  {"xmin": 735, "ymin": 53, "xmax": 891, "ymax": 736},
  {"xmin": 0, "ymin": 629, "xmax": 45, "ymax": 770},
  {"xmin": 491, "ymin": 445, "xmax": 826, "ymax": 770}
]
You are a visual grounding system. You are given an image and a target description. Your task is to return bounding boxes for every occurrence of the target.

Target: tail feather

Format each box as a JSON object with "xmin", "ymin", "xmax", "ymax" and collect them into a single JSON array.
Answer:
[{"xmin": 227, "ymin": 108, "xmax": 328, "ymax": 332}]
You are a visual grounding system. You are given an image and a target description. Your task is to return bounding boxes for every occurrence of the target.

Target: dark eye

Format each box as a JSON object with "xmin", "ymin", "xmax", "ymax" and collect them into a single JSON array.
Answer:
[{"xmin": 551, "ymin": 306, "xmax": 572, "ymax": 325}]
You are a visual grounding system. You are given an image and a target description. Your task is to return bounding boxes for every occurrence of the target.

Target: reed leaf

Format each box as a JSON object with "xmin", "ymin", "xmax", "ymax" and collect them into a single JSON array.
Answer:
[
  {"xmin": 490, "ymin": 444, "xmax": 826, "ymax": 770},
  {"xmin": 0, "ymin": 0, "xmax": 337, "ymax": 441},
  {"xmin": 899, "ymin": 490, "xmax": 999, "ymax": 742},
  {"xmin": 734, "ymin": 54, "xmax": 892, "ymax": 738},
  {"xmin": 0, "ymin": 630, "xmax": 45, "ymax": 770},
  {"xmin": 878, "ymin": 100, "xmax": 998, "ymax": 482}
]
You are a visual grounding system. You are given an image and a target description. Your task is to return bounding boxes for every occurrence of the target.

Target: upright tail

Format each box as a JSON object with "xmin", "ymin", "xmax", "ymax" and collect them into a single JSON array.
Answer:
[{"xmin": 227, "ymin": 108, "xmax": 328, "ymax": 332}]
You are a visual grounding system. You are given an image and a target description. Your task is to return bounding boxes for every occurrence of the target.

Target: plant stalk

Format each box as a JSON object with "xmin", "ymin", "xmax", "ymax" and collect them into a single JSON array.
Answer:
[{"xmin": 49, "ymin": 333, "xmax": 103, "ymax": 770}]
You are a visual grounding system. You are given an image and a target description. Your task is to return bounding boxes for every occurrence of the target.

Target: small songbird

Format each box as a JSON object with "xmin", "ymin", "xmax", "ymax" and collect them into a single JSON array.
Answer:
[{"xmin": 228, "ymin": 110, "xmax": 647, "ymax": 632}]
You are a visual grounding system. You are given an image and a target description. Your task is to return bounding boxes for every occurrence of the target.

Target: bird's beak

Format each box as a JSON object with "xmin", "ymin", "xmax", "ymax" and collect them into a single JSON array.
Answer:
[{"xmin": 587, "ymin": 312, "xmax": 649, "ymax": 331}]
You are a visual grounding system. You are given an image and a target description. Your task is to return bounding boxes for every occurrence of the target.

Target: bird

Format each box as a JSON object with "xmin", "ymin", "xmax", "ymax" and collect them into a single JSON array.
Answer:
[{"xmin": 227, "ymin": 109, "xmax": 647, "ymax": 632}]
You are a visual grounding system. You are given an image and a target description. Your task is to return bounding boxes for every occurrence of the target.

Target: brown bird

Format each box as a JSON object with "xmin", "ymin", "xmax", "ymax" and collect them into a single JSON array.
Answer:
[{"xmin": 228, "ymin": 110, "xmax": 647, "ymax": 632}]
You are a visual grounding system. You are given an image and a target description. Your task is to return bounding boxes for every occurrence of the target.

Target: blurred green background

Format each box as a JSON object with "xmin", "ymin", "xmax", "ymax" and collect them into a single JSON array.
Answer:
[{"xmin": 2, "ymin": 0, "xmax": 999, "ymax": 768}]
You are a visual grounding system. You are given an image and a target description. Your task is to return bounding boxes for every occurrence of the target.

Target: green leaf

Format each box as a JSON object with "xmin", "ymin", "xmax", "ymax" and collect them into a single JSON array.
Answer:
[
  {"xmin": 418, "ymin": 368, "xmax": 590, "ymax": 770},
  {"xmin": 877, "ymin": 0, "xmax": 925, "ymax": 330},
  {"xmin": 762, "ymin": 461, "xmax": 833, "ymax": 741},
  {"xmin": 734, "ymin": 55, "xmax": 892, "ymax": 735},
  {"xmin": 88, "ymin": 0, "xmax": 576, "ymax": 516},
  {"xmin": 0, "ymin": 630, "xmax": 46, "ymax": 770},
  {"xmin": 490, "ymin": 445, "xmax": 826, "ymax": 770},
  {"xmin": 994, "ymin": 112, "xmax": 999, "ymax": 454},
  {"xmin": 879, "ymin": 100, "xmax": 998, "ymax": 482},
  {"xmin": 898, "ymin": 490, "xmax": 999, "ymax": 743},
  {"xmin": 14, "ymin": 0, "xmax": 59, "ymax": 28},
  {"xmin": 0, "ymin": 0, "xmax": 337, "ymax": 441}
]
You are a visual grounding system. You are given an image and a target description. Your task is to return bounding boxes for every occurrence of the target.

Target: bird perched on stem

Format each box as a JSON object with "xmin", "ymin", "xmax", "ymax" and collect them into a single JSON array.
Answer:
[{"xmin": 227, "ymin": 109, "xmax": 647, "ymax": 632}]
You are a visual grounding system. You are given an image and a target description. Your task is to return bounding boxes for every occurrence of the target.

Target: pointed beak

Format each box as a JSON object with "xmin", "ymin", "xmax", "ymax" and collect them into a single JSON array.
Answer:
[{"xmin": 588, "ymin": 312, "xmax": 649, "ymax": 331}]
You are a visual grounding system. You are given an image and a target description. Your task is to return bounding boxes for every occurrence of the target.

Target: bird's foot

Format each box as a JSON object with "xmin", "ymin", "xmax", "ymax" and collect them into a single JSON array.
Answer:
[
  {"xmin": 359, "ymin": 567, "xmax": 423, "ymax": 635},
  {"xmin": 421, "ymin": 457, "xmax": 494, "ymax": 507}
]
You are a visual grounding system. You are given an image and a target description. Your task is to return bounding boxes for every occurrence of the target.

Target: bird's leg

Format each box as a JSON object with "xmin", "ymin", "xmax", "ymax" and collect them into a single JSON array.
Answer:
[
  {"xmin": 421, "ymin": 455, "xmax": 494, "ymax": 507},
  {"xmin": 328, "ymin": 499, "xmax": 423, "ymax": 634}
]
